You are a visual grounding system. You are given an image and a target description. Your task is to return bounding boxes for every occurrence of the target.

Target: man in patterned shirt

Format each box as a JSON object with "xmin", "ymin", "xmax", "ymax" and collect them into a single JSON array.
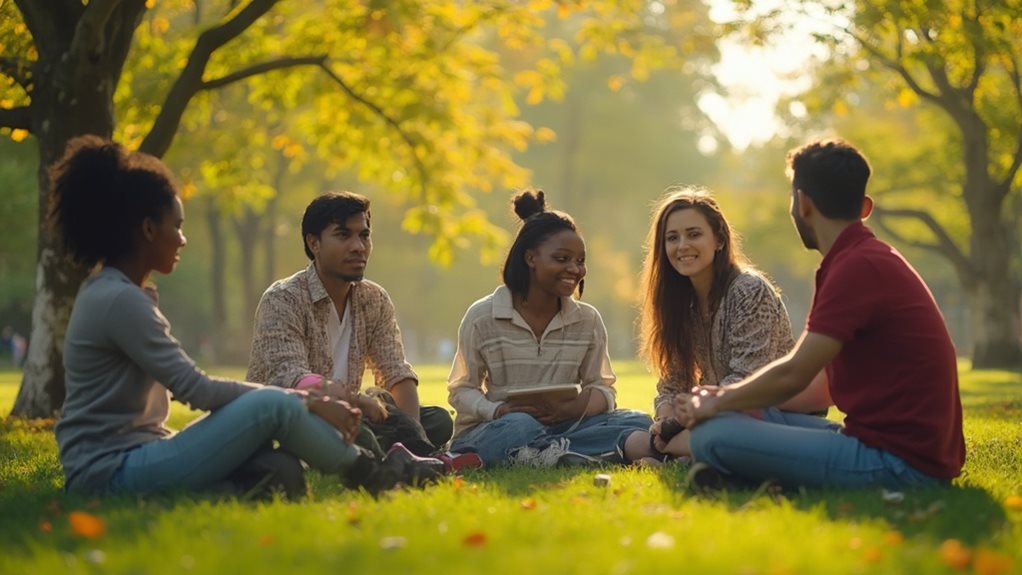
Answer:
[{"xmin": 247, "ymin": 192, "xmax": 454, "ymax": 458}]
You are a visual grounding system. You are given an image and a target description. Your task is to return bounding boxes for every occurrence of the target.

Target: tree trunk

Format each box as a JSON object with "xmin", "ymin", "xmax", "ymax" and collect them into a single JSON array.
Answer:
[
  {"xmin": 233, "ymin": 205, "xmax": 262, "ymax": 345},
  {"xmin": 966, "ymin": 209, "xmax": 1021, "ymax": 368},
  {"xmin": 957, "ymin": 108, "xmax": 1022, "ymax": 369},
  {"xmin": 11, "ymin": 8, "xmax": 140, "ymax": 417},
  {"xmin": 206, "ymin": 197, "xmax": 227, "ymax": 362}
]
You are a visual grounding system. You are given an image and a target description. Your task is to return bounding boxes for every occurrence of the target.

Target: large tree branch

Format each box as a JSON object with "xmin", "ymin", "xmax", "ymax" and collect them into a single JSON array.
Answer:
[
  {"xmin": 319, "ymin": 63, "xmax": 429, "ymax": 202},
  {"xmin": 13, "ymin": 0, "xmax": 78, "ymax": 61},
  {"xmin": 0, "ymin": 57, "xmax": 33, "ymax": 90},
  {"xmin": 844, "ymin": 27, "xmax": 942, "ymax": 104},
  {"xmin": 963, "ymin": 4, "xmax": 984, "ymax": 98},
  {"xmin": 0, "ymin": 106, "xmax": 32, "ymax": 130},
  {"xmin": 139, "ymin": 0, "xmax": 279, "ymax": 157},
  {"xmin": 870, "ymin": 205, "xmax": 974, "ymax": 278},
  {"xmin": 200, "ymin": 55, "xmax": 326, "ymax": 91},
  {"xmin": 69, "ymin": 0, "xmax": 122, "ymax": 64},
  {"xmin": 1000, "ymin": 52, "xmax": 1022, "ymax": 195}
]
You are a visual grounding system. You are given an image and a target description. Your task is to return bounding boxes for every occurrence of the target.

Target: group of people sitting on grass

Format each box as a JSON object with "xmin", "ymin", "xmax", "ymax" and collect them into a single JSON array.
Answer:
[{"xmin": 52, "ymin": 134, "xmax": 965, "ymax": 500}]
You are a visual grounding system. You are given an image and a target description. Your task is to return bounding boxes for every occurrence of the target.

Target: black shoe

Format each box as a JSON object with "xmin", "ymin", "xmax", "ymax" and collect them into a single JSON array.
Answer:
[
  {"xmin": 343, "ymin": 446, "xmax": 402, "ymax": 495},
  {"xmin": 228, "ymin": 449, "xmax": 307, "ymax": 501},
  {"xmin": 555, "ymin": 451, "xmax": 604, "ymax": 468},
  {"xmin": 686, "ymin": 462, "xmax": 728, "ymax": 493},
  {"xmin": 384, "ymin": 443, "xmax": 445, "ymax": 485}
]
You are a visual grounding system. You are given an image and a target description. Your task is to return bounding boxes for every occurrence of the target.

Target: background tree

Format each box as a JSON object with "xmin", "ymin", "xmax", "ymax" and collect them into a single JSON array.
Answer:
[
  {"xmin": 736, "ymin": 0, "xmax": 1022, "ymax": 367},
  {"xmin": 0, "ymin": 0, "xmax": 712, "ymax": 417}
]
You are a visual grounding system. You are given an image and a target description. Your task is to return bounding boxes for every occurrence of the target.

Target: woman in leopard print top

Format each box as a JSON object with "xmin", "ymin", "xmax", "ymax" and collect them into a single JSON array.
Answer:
[{"xmin": 622, "ymin": 187, "xmax": 803, "ymax": 464}]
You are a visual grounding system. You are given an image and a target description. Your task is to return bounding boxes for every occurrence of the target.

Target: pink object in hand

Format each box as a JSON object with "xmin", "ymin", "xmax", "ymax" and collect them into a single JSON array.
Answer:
[{"xmin": 295, "ymin": 374, "xmax": 325, "ymax": 391}]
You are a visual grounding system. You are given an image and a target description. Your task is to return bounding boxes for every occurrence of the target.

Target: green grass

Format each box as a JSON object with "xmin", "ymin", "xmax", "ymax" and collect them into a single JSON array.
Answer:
[{"xmin": 2, "ymin": 363, "xmax": 1021, "ymax": 574}]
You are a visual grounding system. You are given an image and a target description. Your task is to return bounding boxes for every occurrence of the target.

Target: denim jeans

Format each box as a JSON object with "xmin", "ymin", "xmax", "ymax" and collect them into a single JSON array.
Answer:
[
  {"xmin": 689, "ymin": 409, "xmax": 946, "ymax": 489},
  {"xmin": 450, "ymin": 409, "xmax": 653, "ymax": 467},
  {"xmin": 110, "ymin": 387, "xmax": 360, "ymax": 494}
]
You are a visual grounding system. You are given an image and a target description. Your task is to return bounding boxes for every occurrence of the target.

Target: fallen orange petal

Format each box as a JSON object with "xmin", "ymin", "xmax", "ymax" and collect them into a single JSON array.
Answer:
[
  {"xmin": 259, "ymin": 534, "xmax": 273, "ymax": 547},
  {"xmin": 463, "ymin": 531, "xmax": 488, "ymax": 547},
  {"xmin": 939, "ymin": 539, "xmax": 972, "ymax": 571},
  {"xmin": 68, "ymin": 511, "xmax": 105, "ymax": 539},
  {"xmin": 972, "ymin": 549, "xmax": 1014, "ymax": 575},
  {"xmin": 862, "ymin": 546, "xmax": 882, "ymax": 563},
  {"xmin": 38, "ymin": 521, "xmax": 52, "ymax": 533},
  {"xmin": 883, "ymin": 531, "xmax": 904, "ymax": 545},
  {"xmin": 452, "ymin": 477, "xmax": 465, "ymax": 490},
  {"xmin": 1004, "ymin": 495, "xmax": 1022, "ymax": 511},
  {"xmin": 520, "ymin": 498, "xmax": 537, "ymax": 510}
]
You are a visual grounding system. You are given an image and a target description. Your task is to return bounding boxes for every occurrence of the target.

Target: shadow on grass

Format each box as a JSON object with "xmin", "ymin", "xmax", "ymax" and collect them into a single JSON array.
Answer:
[{"xmin": 647, "ymin": 462, "xmax": 1007, "ymax": 546}]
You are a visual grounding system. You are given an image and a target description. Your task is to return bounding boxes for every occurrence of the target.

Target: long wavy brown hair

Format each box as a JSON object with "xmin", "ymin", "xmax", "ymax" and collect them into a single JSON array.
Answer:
[{"xmin": 639, "ymin": 187, "xmax": 748, "ymax": 385}]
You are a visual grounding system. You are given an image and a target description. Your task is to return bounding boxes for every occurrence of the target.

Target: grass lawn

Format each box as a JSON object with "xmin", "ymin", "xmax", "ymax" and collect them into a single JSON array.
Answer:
[{"xmin": 1, "ymin": 362, "xmax": 1020, "ymax": 574}]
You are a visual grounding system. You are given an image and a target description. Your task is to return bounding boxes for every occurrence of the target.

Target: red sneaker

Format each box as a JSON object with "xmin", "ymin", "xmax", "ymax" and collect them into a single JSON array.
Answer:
[{"xmin": 435, "ymin": 451, "xmax": 484, "ymax": 473}]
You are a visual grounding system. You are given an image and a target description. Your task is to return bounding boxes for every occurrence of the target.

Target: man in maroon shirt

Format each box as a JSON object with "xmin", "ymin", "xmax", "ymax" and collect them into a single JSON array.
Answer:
[{"xmin": 677, "ymin": 138, "xmax": 965, "ymax": 489}]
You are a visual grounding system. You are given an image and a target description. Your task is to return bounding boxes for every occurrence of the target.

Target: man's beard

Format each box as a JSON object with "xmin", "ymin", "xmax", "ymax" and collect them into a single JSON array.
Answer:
[
  {"xmin": 792, "ymin": 211, "xmax": 818, "ymax": 250},
  {"xmin": 338, "ymin": 271, "xmax": 365, "ymax": 282}
]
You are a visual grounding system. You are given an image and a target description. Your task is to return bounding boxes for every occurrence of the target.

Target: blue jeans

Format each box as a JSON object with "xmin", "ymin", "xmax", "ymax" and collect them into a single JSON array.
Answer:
[
  {"xmin": 689, "ymin": 409, "xmax": 946, "ymax": 489},
  {"xmin": 110, "ymin": 387, "xmax": 360, "ymax": 494},
  {"xmin": 450, "ymin": 410, "xmax": 653, "ymax": 467}
]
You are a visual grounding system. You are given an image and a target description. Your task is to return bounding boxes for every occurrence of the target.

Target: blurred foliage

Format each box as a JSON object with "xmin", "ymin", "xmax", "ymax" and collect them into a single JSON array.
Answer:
[{"xmin": 0, "ymin": 139, "xmax": 36, "ymax": 335}]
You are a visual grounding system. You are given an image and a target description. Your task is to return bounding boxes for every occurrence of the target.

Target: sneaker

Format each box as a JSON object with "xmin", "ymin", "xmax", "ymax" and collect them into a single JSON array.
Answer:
[
  {"xmin": 384, "ymin": 442, "xmax": 446, "ymax": 486},
  {"xmin": 344, "ymin": 446, "xmax": 402, "ymax": 496},
  {"xmin": 686, "ymin": 462, "xmax": 724, "ymax": 493},
  {"xmin": 225, "ymin": 448, "xmax": 307, "ymax": 501},
  {"xmin": 509, "ymin": 438, "xmax": 602, "ymax": 468},
  {"xmin": 435, "ymin": 451, "xmax": 484, "ymax": 473}
]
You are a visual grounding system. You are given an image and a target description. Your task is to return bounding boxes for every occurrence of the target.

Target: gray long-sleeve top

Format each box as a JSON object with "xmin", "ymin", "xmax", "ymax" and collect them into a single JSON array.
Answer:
[{"xmin": 55, "ymin": 267, "xmax": 257, "ymax": 493}]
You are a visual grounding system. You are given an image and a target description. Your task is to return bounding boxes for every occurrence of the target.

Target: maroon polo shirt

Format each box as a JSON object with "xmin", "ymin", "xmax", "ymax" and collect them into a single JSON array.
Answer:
[{"xmin": 807, "ymin": 222, "xmax": 965, "ymax": 478}]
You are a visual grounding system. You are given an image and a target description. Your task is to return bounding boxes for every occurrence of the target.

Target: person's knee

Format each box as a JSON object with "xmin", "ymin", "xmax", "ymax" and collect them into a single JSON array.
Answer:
[
  {"xmin": 237, "ymin": 386, "xmax": 305, "ymax": 423},
  {"xmin": 610, "ymin": 409, "xmax": 654, "ymax": 428},
  {"xmin": 688, "ymin": 417, "xmax": 732, "ymax": 462},
  {"xmin": 495, "ymin": 411, "xmax": 544, "ymax": 431}
]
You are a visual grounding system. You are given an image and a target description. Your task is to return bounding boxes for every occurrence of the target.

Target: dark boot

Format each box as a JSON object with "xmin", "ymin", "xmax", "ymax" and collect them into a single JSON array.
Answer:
[{"xmin": 227, "ymin": 448, "xmax": 308, "ymax": 501}]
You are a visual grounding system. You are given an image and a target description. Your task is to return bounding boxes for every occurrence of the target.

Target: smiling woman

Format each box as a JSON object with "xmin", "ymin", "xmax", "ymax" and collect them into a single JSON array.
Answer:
[{"xmin": 446, "ymin": 189, "xmax": 652, "ymax": 468}]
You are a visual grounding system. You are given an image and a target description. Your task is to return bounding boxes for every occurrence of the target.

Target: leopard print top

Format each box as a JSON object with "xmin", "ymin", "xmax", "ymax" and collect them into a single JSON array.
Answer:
[{"xmin": 653, "ymin": 270, "xmax": 795, "ymax": 410}]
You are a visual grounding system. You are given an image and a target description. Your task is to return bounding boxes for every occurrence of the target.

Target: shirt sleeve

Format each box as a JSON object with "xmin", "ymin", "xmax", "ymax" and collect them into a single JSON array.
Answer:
[
  {"xmin": 447, "ymin": 312, "xmax": 502, "ymax": 421},
  {"xmin": 246, "ymin": 287, "xmax": 312, "ymax": 388},
  {"xmin": 654, "ymin": 375, "xmax": 687, "ymax": 412},
  {"xmin": 718, "ymin": 276, "xmax": 796, "ymax": 387},
  {"xmin": 364, "ymin": 286, "xmax": 418, "ymax": 390},
  {"xmin": 577, "ymin": 308, "xmax": 616, "ymax": 412},
  {"xmin": 108, "ymin": 288, "xmax": 256, "ymax": 411},
  {"xmin": 807, "ymin": 255, "xmax": 881, "ymax": 342}
]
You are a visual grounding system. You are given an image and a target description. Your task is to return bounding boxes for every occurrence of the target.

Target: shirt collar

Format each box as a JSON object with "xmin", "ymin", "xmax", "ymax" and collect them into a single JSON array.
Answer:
[
  {"xmin": 305, "ymin": 262, "xmax": 331, "ymax": 304},
  {"xmin": 820, "ymin": 221, "xmax": 875, "ymax": 272},
  {"xmin": 491, "ymin": 285, "xmax": 582, "ymax": 323},
  {"xmin": 306, "ymin": 262, "xmax": 364, "ymax": 305}
]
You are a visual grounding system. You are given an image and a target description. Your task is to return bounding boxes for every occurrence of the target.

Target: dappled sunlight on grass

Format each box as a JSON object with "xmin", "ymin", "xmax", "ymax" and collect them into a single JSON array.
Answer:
[{"xmin": 1, "ymin": 364, "xmax": 1021, "ymax": 574}]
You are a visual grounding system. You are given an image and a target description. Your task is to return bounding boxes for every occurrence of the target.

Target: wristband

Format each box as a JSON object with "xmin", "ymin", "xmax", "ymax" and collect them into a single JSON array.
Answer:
[{"xmin": 296, "ymin": 374, "xmax": 325, "ymax": 390}]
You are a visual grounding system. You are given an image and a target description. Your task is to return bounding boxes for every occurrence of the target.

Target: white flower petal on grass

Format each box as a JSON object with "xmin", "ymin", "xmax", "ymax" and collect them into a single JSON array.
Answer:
[
  {"xmin": 380, "ymin": 536, "xmax": 407, "ymax": 550},
  {"xmin": 645, "ymin": 531, "xmax": 675, "ymax": 549}
]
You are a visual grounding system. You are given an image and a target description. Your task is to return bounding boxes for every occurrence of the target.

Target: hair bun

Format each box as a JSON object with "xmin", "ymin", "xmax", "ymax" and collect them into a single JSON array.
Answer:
[{"xmin": 512, "ymin": 188, "xmax": 546, "ymax": 221}]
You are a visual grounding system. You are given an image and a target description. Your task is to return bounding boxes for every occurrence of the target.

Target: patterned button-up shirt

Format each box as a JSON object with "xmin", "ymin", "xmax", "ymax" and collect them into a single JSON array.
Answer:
[{"xmin": 247, "ymin": 263, "xmax": 417, "ymax": 395}]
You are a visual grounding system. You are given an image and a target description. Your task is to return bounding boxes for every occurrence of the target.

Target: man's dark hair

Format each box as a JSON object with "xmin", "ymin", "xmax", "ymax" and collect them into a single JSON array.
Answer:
[
  {"xmin": 301, "ymin": 192, "xmax": 371, "ymax": 260},
  {"xmin": 786, "ymin": 138, "xmax": 872, "ymax": 219}
]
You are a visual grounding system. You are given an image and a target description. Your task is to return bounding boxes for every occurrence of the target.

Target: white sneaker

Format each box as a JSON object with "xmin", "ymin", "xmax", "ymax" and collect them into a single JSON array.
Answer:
[{"xmin": 509, "ymin": 438, "xmax": 600, "ymax": 468}]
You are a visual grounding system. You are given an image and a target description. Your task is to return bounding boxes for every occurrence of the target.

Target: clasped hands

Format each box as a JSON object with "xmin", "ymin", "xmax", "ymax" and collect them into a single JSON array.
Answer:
[
  {"xmin": 672, "ymin": 385, "xmax": 724, "ymax": 429},
  {"xmin": 299, "ymin": 378, "xmax": 389, "ymax": 444}
]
